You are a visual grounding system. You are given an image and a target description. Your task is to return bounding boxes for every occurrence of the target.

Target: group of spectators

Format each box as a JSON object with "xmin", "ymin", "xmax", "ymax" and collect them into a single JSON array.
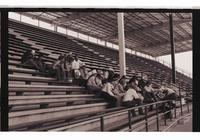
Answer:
[
  {"xmin": 86, "ymin": 70, "xmax": 177, "ymax": 117},
  {"xmin": 21, "ymin": 50, "xmax": 86, "ymax": 83},
  {"xmin": 21, "ymin": 49, "xmax": 177, "ymax": 118}
]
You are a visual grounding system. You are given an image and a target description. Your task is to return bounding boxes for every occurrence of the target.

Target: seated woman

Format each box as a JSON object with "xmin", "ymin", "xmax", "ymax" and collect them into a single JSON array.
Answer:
[
  {"xmin": 52, "ymin": 54, "xmax": 66, "ymax": 81},
  {"xmin": 122, "ymin": 77, "xmax": 144, "ymax": 117}
]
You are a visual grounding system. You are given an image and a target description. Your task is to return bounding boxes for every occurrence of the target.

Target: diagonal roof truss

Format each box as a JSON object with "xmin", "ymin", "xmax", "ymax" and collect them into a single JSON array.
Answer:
[{"xmin": 20, "ymin": 12, "xmax": 192, "ymax": 57}]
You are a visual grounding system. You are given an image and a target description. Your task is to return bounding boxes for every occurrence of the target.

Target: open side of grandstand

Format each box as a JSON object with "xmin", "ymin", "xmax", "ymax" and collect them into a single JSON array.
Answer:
[{"xmin": 8, "ymin": 19, "xmax": 192, "ymax": 131}]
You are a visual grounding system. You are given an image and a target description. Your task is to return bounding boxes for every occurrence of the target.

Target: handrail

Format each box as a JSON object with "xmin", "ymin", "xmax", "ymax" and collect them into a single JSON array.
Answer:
[
  {"xmin": 162, "ymin": 112, "xmax": 192, "ymax": 132},
  {"xmin": 48, "ymin": 100, "xmax": 173, "ymax": 131}
]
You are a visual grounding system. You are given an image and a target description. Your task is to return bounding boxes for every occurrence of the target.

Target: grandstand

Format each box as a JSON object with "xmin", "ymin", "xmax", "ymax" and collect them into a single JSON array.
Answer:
[{"xmin": 8, "ymin": 12, "xmax": 192, "ymax": 131}]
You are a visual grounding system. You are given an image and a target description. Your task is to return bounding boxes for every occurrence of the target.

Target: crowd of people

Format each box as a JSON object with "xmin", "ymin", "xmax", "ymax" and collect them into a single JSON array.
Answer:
[{"xmin": 21, "ymin": 49, "xmax": 178, "ymax": 118}]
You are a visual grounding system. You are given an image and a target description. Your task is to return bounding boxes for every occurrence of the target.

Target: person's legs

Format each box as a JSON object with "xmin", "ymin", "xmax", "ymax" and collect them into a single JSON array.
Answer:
[
  {"xmin": 145, "ymin": 93, "xmax": 155, "ymax": 111},
  {"xmin": 56, "ymin": 67, "xmax": 62, "ymax": 81},
  {"xmin": 79, "ymin": 78, "xmax": 87, "ymax": 88},
  {"xmin": 87, "ymin": 86, "xmax": 102, "ymax": 95},
  {"xmin": 37, "ymin": 61, "xmax": 46, "ymax": 73},
  {"xmin": 122, "ymin": 101, "xmax": 136, "ymax": 117},
  {"xmin": 24, "ymin": 59, "xmax": 40, "ymax": 70},
  {"xmin": 115, "ymin": 96, "xmax": 122, "ymax": 107},
  {"xmin": 163, "ymin": 93, "xmax": 177, "ymax": 109},
  {"xmin": 100, "ymin": 91, "xmax": 117, "ymax": 107},
  {"xmin": 150, "ymin": 92, "xmax": 157, "ymax": 102},
  {"xmin": 134, "ymin": 99, "xmax": 144, "ymax": 115}
]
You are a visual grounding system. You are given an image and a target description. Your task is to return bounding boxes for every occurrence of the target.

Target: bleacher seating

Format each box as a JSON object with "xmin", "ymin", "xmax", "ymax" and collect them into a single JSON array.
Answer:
[{"xmin": 8, "ymin": 19, "xmax": 192, "ymax": 131}]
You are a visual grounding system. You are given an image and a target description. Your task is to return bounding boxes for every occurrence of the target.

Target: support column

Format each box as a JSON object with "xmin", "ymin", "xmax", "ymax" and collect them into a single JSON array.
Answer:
[
  {"xmin": 169, "ymin": 14, "xmax": 176, "ymax": 84},
  {"xmin": 117, "ymin": 13, "xmax": 126, "ymax": 76},
  {"xmin": 54, "ymin": 25, "xmax": 58, "ymax": 32}
]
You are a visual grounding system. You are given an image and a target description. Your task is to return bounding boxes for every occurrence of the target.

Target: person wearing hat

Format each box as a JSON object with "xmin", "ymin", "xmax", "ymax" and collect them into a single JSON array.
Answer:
[
  {"xmin": 122, "ymin": 77, "xmax": 144, "ymax": 116},
  {"xmin": 107, "ymin": 67, "xmax": 115, "ymax": 80}
]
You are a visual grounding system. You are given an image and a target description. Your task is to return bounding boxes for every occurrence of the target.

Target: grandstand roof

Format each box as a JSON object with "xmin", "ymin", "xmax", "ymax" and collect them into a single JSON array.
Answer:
[{"xmin": 20, "ymin": 12, "xmax": 192, "ymax": 57}]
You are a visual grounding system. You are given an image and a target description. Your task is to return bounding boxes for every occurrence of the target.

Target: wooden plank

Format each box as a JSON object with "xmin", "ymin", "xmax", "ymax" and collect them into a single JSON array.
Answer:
[{"xmin": 9, "ymin": 102, "xmax": 108, "ymax": 128}]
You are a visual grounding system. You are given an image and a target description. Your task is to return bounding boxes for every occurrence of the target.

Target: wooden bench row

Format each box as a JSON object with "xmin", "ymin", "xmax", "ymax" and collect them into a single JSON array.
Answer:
[{"xmin": 9, "ymin": 102, "xmax": 108, "ymax": 130}]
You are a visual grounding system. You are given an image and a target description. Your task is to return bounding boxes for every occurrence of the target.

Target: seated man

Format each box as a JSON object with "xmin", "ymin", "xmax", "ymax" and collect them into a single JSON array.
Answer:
[
  {"xmin": 35, "ymin": 53, "xmax": 47, "ymax": 73},
  {"xmin": 79, "ymin": 63, "xmax": 90, "ymax": 87},
  {"xmin": 87, "ymin": 73, "xmax": 103, "ymax": 94},
  {"xmin": 159, "ymin": 85, "xmax": 177, "ymax": 119},
  {"xmin": 113, "ymin": 75, "xmax": 127, "ymax": 97},
  {"xmin": 162, "ymin": 86, "xmax": 177, "ymax": 109},
  {"xmin": 101, "ymin": 78, "xmax": 120, "ymax": 107},
  {"xmin": 52, "ymin": 54, "xmax": 66, "ymax": 81},
  {"xmin": 102, "ymin": 69, "xmax": 109, "ymax": 80},
  {"xmin": 72, "ymin": 55, "xmax": 84, "ymax": 79},
  {"xmin": 64, "ymin": 54, "xmax": 74, "ymax": 83},
  {"xmin": 138, "ymin": 76, "xmax": 146, "ymax": 95},
  {"xmin": 122, "ymin": 77, "xmax": 144, "ymax": 117},
  {"xmin": 143, "ymin": 81, "xmax": 157, "ymax": 111},
  {"xmin": 107, "ymin": 67, "xmax": 115, "ymax": 80},
  {"xmin": 21, "ymin": 50, "xmax": 40, "ymax": 70}
]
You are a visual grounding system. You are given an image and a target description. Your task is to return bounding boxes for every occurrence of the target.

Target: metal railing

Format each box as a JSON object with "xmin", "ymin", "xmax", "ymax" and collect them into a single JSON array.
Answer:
[{"xmin": 54, "ymin": 97, "xmax": 191, "ymax": 132}]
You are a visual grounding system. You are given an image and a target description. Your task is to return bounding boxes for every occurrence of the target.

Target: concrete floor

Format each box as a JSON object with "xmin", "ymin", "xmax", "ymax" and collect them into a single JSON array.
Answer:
[{"xmin": 169, "ymin": 116, "xmax": 192, "ymax": 132}]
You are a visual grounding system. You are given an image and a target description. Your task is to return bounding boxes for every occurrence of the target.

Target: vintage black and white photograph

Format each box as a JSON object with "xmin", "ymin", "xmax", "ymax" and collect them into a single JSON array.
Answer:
[{"xmin": 8, "ymin": 11, "xmax": 192, "ymax": 131}]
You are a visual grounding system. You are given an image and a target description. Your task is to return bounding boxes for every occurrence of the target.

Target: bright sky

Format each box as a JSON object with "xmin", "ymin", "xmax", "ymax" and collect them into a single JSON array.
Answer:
[{"xmin": 158, "ymin": 51, "xmax": 192, "ymax": 75}]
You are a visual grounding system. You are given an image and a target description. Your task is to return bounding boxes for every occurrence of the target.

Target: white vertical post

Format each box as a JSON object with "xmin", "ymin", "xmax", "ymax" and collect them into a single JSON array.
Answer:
[
  {"xmin": 117, "ymin": 13, "xmax": 126, "ymax": 76},
  {"xmin": 54, "ymin": 25, "xmax": 58, "ymax": 32}
]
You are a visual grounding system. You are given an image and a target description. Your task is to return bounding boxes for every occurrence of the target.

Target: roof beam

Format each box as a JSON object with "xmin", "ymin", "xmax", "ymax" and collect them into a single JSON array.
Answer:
[
  {"xmin": 144, "ymin": 35, "xmax": 192, "ymax": 48},
  {"xmin": 106, "ymin": 18, "xmax": 191, "ymax": 40},
  {"xmin": 125, "ymin": 36, "xmax": 192, "ymax": 57},
  {"xmin": 18, "ymin": 12, "xmax": 106, "ymax": 40},
  {"xmin": 53, "ymin": 12, "xmax": 94, "ymax": 24}
]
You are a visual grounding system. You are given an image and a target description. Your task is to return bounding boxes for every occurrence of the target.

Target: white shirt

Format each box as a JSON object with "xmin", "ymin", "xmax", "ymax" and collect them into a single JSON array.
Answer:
[
  {"xmin": 113, "ymin": 83, "xmax": 126, "ymax": 96},
  {"xmin": 72, "ymin": 59, "xmax": 82, "ymax": 70},
  {"xmin": 87, "ymin": 75, "xmax": 102, "ymax": 87},
  {"xmin": 144, "ymin": 85, "xmax": 154, "ymax": 93},
  {"xmin": 123, "ymin": 88, "xmax": 139, "ymax": 102},
  {"xmin": 103, "ymin": 71, "xmax": 109, "ymax": 79},
  {"xmin": 102, "ymin": 83, "xmax": 115, "ymax": 96}
]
